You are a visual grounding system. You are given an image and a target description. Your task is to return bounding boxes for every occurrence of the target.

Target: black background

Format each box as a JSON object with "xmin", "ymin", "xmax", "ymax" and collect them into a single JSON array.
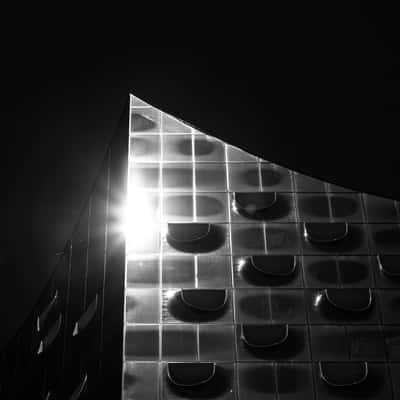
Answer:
[{"xmin": 1, "ymin": 5, "xmax": 400, "ymax": 346}]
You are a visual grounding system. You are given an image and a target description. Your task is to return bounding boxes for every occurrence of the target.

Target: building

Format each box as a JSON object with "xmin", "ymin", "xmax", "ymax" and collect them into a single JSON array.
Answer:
[{"xmin": 2, "ymin": 94, "xmax": 400, "ymax": 399}]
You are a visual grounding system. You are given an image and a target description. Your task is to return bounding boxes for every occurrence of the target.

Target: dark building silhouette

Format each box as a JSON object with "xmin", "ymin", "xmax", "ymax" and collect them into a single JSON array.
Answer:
[
  {"xmin": 2, "ymin": 94, "xmax": 400, "ymax": 399},
  {"xmin": 0, "ymin": 99, "xmax": 129, "ymax": 399}
]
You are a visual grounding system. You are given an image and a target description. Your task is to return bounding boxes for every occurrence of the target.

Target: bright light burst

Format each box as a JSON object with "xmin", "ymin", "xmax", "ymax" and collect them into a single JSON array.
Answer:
[
  {"xmin": 237, "ymin": 257, "xmax": 247, "ymax": 272},
  {"xmin": 123, "ymin": 190, "xmax": 159, "ymax": 252},
  {"xmin": 314, "ymin": 293, "xmax": 323, "ymax": 307}
]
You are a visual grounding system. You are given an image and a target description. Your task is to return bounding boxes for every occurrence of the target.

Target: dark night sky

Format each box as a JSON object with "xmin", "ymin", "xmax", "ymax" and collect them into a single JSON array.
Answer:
[{"xmin": 2, "ymin": 6, "xmax": 400, "ymax": 346}]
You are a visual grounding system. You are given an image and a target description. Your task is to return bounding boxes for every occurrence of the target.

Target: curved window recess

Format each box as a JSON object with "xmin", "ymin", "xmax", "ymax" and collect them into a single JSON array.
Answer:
[
  {"xmin": 73, "ymin": 294, "xmax": 98, "ymax": 337},
  {"xmin": 131, "ymin": 113, "xmax": 157, "ymax": 132},
  {"xmin": 233, "ymin": 192, "xmax": 277, "ymax": 216},
  {"xmin": 377, "ymin": 254, "xmax": 400, "ymax": 277},
  {"xmin": 37, "ymin": 314, "xmax": 62, "ymax": 355},
  {"xmin": 167, "ymin": 223, "xmax": 211, "ymax": 243},
  {"xmin": 319, "ymin": 361, "xmax": 368, "ymax": 387},
  {"xmin": 167, "ymin": 362, "xmax": 216, "ymax": 387},
  {"xmin": 180, "ymin": 289, "xmax": 228, "ymax": 312},
  {"xmin": 37, "ymin": 290, "xmax": 59, "ymax": 332},
  {"xmin": 325, "ymin": 288, "xmax": 372, "ymax": 312},
  {"xmin": 166, "ymin": 223, "xmax": 225, "ymax": 253},
  {"xmin": 241, "ymin": 324, "xmax": 289, "ymax": 348},
  {"xmin": 69, "ymin": 374, "xmax": 88, "ymax": 400},
  {"xmin": 304, "ymin": 222, "xmax": 348, "ymax": 243},
  {"xmin": 250, "ymin": 255, "xmax": 296, "ymax": 276}
]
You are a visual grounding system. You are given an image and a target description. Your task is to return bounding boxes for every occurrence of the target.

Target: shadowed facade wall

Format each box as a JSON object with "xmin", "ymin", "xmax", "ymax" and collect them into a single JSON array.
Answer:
[{"xmin": 0, "ymin": 100, "xmax": 129, "ymax": 399}]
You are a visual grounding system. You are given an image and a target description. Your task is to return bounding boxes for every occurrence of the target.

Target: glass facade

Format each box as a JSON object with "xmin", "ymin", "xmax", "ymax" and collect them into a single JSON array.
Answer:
[
  {"xmin": 124, "ymin": 95, "xmax": 400, "ymax": 400},
  {"xmin": 2, "ymin": 94, "xmax": 400, "ymax": 399}
]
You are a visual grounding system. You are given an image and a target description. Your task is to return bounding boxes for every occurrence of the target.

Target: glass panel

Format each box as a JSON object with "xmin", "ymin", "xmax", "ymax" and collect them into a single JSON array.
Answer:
[
  {"xmin": 303, "ymin": 256, "xmax": 338, "ymax": 288},
  {"xmin": 162, "ymin": 135, "xmax": 192, "ymax": 162},
  {"xmin": 348, "ymin": 326, "xmax": 386, "ymax": 360},
  {"xmin": 303, "ymin": 256, "xmax": 372, "ymax": 288},
  {"xmin": 227, "ymin": 144, "xmax": 258, "ymax": 162},
  {"xmin": 130, "ymin": 95, "xmax": 151, "ymax": 107},
  {"xmin": 338, "ymin": 256, "xmax": 372, "ymax": 287},
  {"xmin": 196, "ymin": 193, "xmax": 229, "ymax": 222},
  {"xmin": 297, "ymin": 194, "xmax": 330, "ymax": 221},
  {"xmin": 237, "ymin": 363, "xmax": 276, "ymax": 400},
  {"xmin": 295, "ymin": 173, "xmax": 326, "ymax": 192},
  {"xmin": 310, "ymin": 325, "xmax": 348, "ymax": 361},
  {"xmin": 196, "ymin": 163, "xmax": 227, "ymax": 192},
  {"xmin": 162, "ymin": 163, "xmax": 193, "ymax": 191},
  {"xmin": 384, "ymin": 326, "xmax": 400, "ymax": 361},
  {"xmin": 234, "ymin": 289, "xmax": 272, "ymax": 324},
  {"xmin": 126, "ymin": 256, "xmax": 159, "ymax": 288},
  {"xmin": 331, "ymin": 193, "xmax": 364, "ymax": 222},
  {"xmin": 199, "ymin": 325, "xmax": 235, "ymax": 361},
  {"xmin": 163, "ymin": 193, "xmax": 194, "ymax": 221},
  {"xmin": 162, "ymin": 255, "xmax": 195, "ymax": 288},
  {"xmin": 162, "ymin": 113, "xmax": 192, "ymax": 133},
  {"xmin": 162, "ymin": 325, "xmax": 197, "ymax": 361},
  {"xmin": 228, "ymin": 163, "xmax": 261, "ymax": 191},
  {"xmin": 129, "ymin": 164, "xmax": 159, "ymax": 190},
  {"xmin": 265, "ymin": 224, "xmax": 300, "ymax": 254},
  {"xmin": 231, "ymin": 224, "xmax": 266, "ymax": 255},
  {"xmin": 197, "ymin": 256, "xmax": 232, "ymax": 288},
  {"xmin": 276, "ymin": 363, "xmax": 315, "ymax": 400},
  {"xmin": 329, "ymin": 183, "xmax": 355, "ymax": 193},
  {"xmin": 270, "ymin": 289, "xmax": 306, "ymax": 323},
  {"xmin": 130, "ymin": 135, "xmax": 160, "ymax": 162},
  {"xmin": 194, "ymin": 136, "xmax": 225, "ymax": 162},
  {"xmin": 364, "ymin": 194, "xmax": 399, "ymax": 222},
  {"xmin": 379, "ymin": 290, "xmax": 400, "ymax": 324},
  {"xmin": 130, "ymin": 108, "xmax": 160, "ymax": 133},
  {"xmin": 125, "ymin": 325, "xmax": 159, "ymax": 361},
  {"xmin": 261, "ymin": 164, "xmax": 293, "ymax": 192},
  {"xmin": 369, "ymin": 224, "xmax": 400, "ymax": 254},
  {"xmin": 123, "ymin": 362, "xmax": 159, "ymax": 400},
  {"xmin": 126, "ymin": 289, "xmax": 160, "ymax": 324}
]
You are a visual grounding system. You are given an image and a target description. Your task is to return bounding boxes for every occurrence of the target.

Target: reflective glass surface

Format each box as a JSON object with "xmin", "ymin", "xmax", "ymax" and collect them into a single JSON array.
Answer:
[{"xmin": 124, "ymin": 94, "xmax": 400, "ymax": 399}]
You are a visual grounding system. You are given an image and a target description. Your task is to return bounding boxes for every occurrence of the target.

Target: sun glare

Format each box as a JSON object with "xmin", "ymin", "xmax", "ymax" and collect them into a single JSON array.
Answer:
[{"xmin": 123, "ymin": 190, "xmax": 159, "ymax": 252}]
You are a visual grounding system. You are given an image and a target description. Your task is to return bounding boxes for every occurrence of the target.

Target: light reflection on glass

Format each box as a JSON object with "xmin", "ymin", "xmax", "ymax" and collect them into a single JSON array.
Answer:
[
  {"xmin": 314, "ymin": 293, "xmax": 323, "ymax": 307},
  {"xmin": 123, "ymin": 190, "xmax": 159, "ymax": 252},
  {"xmin": 237, "ymin": 257, "xmax": 247, "ymax": 272},
  {"xmin": 231, "ymin": 199, "xmax": 238, "ymax": 215},
  {"xmin": 165, "ymin": 289, "xmax": 178, "ymax": 300}
]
